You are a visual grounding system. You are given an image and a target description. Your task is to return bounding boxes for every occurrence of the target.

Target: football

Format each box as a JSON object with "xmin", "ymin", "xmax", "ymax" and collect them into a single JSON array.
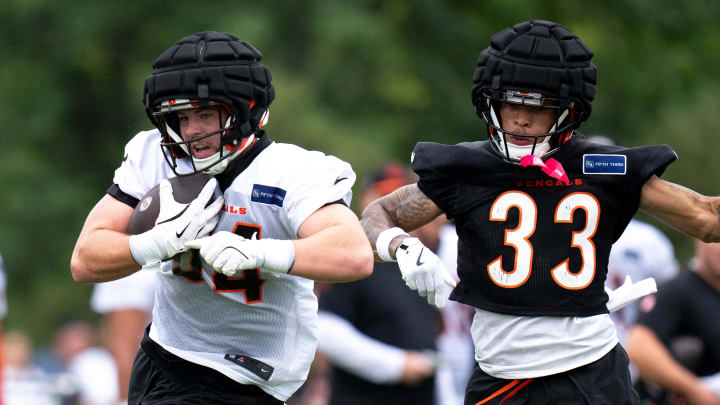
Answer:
[{"xmin": 126, "ymin": 173, "xmax": 213, "ymax": 235}]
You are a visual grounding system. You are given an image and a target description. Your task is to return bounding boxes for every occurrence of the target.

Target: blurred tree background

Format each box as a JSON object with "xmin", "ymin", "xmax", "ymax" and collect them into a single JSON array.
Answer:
[{"xmin": 1, "ymin": 0, "xmax": 719, "ymax": 345}]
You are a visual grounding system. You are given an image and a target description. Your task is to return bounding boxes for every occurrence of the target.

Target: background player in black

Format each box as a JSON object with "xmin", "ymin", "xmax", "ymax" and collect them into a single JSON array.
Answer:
[
  {"xmin": 361, "ymin": 20, "xmax": 720, "ymax": 404},
  {"xmin": 628, "ymin": 240, "xmax": 720, "ymax": 404},
  {"xmin": 318, "ymin": 163, "xmax": 442, "ymax": 405}
]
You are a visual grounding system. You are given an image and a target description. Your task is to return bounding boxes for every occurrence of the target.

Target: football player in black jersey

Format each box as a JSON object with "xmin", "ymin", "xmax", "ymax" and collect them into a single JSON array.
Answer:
[
  {"xmin": 362, "ymin": 20, "xmax": 720, "ymax": 404},
  {"xmin": 628, "ymin": 240, "xmax": 720, "ymax": 404}
]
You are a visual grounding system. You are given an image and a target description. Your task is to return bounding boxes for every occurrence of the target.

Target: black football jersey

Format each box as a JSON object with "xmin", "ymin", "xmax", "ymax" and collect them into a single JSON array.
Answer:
[{"xmin": 412, "ymin": 136, "xmax": 677, "ymax": 317}]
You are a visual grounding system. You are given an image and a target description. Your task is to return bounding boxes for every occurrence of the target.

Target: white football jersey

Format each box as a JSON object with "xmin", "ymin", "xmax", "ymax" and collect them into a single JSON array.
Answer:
[
  {"xmin": 114, "ymin": 129, "xmax": 355, "ymax": 401},
  {"xmin": 112, "ymin": 129, "xmax": 190, "ymax": 200}
]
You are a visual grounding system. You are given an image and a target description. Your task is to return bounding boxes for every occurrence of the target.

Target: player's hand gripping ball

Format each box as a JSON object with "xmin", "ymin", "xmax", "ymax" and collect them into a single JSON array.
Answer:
[
  {"xmin": 127, "ymin": 174, "xmax": 224, "ymax": 266},
  {"xmin": 127, "ymin": 173, "xmax": 215, "ymax": 235}
]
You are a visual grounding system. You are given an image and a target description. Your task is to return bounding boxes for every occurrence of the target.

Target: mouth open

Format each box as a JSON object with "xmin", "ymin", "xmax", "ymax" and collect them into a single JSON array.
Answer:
[{"xmin": 192, "ymin": 144, "xmax": 216, "ymax": 159}]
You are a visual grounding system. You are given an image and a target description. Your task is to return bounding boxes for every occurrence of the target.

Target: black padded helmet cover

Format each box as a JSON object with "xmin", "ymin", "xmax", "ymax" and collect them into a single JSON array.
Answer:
[
  {"xmin": 144, "ymin": 31, "xmax": 275, "ymax": 140},
  {"xmin": 471, "ymin": 20, "xmax": 596, "ymax": 122}
]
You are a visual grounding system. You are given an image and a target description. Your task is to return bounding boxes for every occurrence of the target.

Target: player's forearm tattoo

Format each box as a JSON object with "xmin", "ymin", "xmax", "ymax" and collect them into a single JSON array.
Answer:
[{"xmin": 361, "ymin": 184, "xmax": 440, "ymax": 247}]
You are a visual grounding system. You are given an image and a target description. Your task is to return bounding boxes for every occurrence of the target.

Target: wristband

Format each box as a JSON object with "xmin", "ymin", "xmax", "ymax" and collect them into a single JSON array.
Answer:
[
  {"xmin": 258, "ymin": 239, "xmax": 296, "ymax": 273},
  {"xmin": 376, "ymin": 227, "xmax": 409, "ymax": 262}
]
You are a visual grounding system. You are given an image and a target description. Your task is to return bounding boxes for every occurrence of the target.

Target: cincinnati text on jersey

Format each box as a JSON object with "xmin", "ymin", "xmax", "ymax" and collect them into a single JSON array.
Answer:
[
  {"xmin": 515, "ymin": 178, "xmax": 583, "ymax": 188},
  {"xmin": 222, "ymin": 204, "xmax": 247, "ymax": 215}
]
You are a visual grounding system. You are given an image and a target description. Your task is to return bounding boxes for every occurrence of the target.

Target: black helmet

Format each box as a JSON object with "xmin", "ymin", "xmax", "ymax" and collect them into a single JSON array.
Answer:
[
  {"xmin": 471, "ymin": 20, "xmax": 597, "ymax": 162},
  {"xmin": 144, "ymin": 31, "xmax": 275, "ymax": 175}
]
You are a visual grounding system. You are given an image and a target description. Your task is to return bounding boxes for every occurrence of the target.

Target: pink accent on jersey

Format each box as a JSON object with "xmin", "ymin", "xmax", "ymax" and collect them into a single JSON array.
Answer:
[{"xmin": 519, "ymin": 155, "xmax": 570, "ymax": 184}]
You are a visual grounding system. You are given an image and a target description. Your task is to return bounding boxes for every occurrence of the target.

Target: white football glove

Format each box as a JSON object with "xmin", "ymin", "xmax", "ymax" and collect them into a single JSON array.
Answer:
[
  {"xmin": 185, "ymin": 231, "xmax": 295, "ymax": 276},
  {"xmin": 395, "ymin": 237, "xmax": 457, "ymax": 308},
  {"xmin": 129, "ymin": 178, "xmax": 223, "ymax": 266}
]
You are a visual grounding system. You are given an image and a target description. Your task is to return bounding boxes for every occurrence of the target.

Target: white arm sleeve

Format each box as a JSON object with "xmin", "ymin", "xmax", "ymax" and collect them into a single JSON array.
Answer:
[{"xmin": 317, "ymin": 311, "xmax": 406, "ymax": 384}]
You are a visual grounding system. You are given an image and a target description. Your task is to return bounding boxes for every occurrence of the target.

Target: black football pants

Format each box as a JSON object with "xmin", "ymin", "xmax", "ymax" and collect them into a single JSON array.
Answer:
[
  {"xmin": 464, "ymin": 344, "xmax": 640, "ymax": 405},
  {"xmin": 128, "ymin": 326, "xmax": 284, "ymax": 405}
]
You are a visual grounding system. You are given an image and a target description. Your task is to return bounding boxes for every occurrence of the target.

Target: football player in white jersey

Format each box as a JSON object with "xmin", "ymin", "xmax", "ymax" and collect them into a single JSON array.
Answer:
[
  {"xmin": 70, "ymin": 31, "xmax": 373, "ymax": 404},
  {"xmin": 362, "ymin": 20, "xmax": 720, "ymax": 404}
]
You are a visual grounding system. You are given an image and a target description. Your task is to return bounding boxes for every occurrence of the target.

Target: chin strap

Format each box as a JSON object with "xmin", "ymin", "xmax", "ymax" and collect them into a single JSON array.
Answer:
[{"xmin": 519, "ymin": 155, "xmax": 570, "ymax": 184}]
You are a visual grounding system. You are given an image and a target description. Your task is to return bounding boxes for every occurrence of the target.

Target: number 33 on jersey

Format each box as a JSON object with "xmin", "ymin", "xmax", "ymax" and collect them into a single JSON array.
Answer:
[
  {"xmin": 489, "ymin": 191, "xmax": 599, "ymax": 290},
  {"xmin": 411, "ymin": 137, "xmax": 677, "ymax": 317}
]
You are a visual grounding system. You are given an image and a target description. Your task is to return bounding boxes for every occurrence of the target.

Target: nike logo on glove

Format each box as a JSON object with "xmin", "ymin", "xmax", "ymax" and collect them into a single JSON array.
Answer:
[
  {"xmin": 416, "ymin": 248, "xmax": 425, "ymax": 266},
  {"xmin": 176, "ymin": 223, "xmax": 190, "ymax": 238}
]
